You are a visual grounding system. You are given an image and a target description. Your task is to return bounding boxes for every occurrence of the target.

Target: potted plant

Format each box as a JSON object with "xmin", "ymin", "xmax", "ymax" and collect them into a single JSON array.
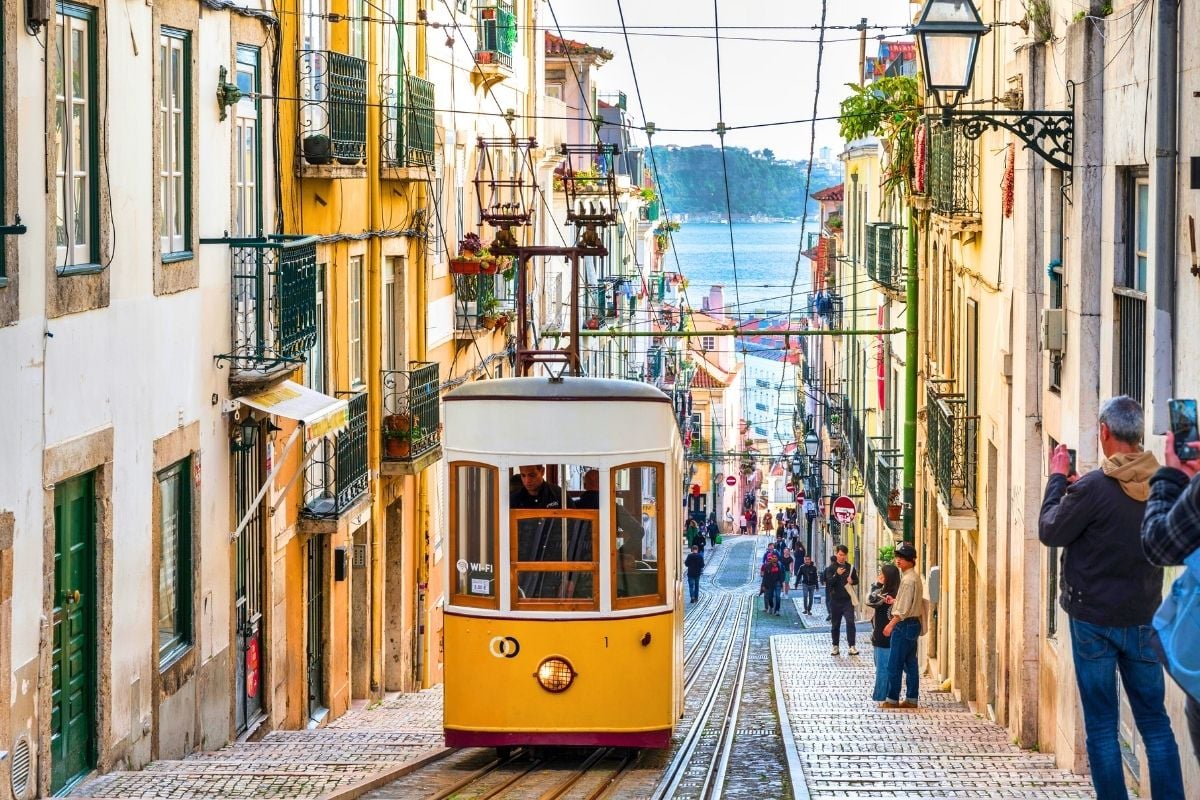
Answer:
[
  {"xmin": 825, "ymin": 212, "xmax": 843, "ymax": 232},
  {"xmin": 302, "ymin": 133, "xmax": 333, "ymax": 165},
  {"xmin": 887, "ymin": 488, "xmax": 903, "ymax": 521},
  {"xmin": 449, "ymin": 233, "xmax": 508, "ymax": 275},
  {"xmin": 585, "ymin": 315, "xmax": 601, "ymax": 330},
  {"xmin": 383, "ymin": 412, "xmax": 416, "ymax": 458}
]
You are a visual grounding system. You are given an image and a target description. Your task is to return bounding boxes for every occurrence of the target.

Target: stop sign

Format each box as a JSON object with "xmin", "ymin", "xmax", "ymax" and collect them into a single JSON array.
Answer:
[
  {"xmin": 832, "ymin": 495, "xmax": 857, "ymax": 524},
  {"xmin": 725, "ymin": 475, "xmax": 737, "ymax": 486}
]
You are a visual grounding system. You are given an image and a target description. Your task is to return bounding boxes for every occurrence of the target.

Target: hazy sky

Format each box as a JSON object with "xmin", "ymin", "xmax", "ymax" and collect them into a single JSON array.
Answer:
[{"xmin": 544, "ymin": 0, "xmax": 915, "ymax": 161}]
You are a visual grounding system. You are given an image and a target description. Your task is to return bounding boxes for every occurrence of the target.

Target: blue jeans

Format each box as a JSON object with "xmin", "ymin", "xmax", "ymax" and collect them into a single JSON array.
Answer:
[
  {"xmin": 764, "ymin": 583, "xmax": 781, "ymax": 613},
  {"xmin": 687, "ymin": 575, "xmax": 700, "ymax": 602},
  {"xmin": 801, "ymin": 585, "xmax": 815, "ymax": 612},
  {"xmin": 886, "ymin": 618, "xmax": 920, "ymax": 702},
  {"xmin": 1069, "ymin": 618, "xmax": 1184, "ymax": 800},
  {"xmin": 873, "ymin": 645, "xmax": 891, "ymax": 701}
]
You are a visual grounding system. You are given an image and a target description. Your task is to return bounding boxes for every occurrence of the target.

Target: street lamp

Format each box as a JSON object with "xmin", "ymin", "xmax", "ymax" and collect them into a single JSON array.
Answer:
[
  {"xmin": 803, "ymin": 431, "xmax": 819, "ymax": 460},
  {"xmin": 911, "ymin": 0, "xmax": 1074, "ymax": 171}
]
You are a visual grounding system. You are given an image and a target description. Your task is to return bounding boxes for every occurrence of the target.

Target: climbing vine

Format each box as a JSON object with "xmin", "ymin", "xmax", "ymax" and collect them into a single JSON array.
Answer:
[{"xmin": 838, "ymin": 75, "xmax": 922, "ymax": 203}]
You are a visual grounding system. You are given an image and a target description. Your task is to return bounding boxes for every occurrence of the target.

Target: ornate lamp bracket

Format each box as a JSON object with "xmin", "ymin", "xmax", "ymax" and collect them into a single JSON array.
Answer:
[{"xmin": 944, "ymin": 84, "xmax": 1074, "ymax": 172}]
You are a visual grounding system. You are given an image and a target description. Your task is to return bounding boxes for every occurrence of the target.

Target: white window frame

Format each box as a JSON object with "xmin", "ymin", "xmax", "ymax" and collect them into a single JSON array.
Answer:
[
  {"xmin": 234, "ymin": 50, "xmax": 260, "ymax": 237},
  {"xmin": 301, "ymin": 0, "xmax": 327, "ymax": 51},
  {"xmin": 307, "ymin": 263, "xmax": 327, "ymax": 393},
  {"xmin": 349, "ymin": 255, "xmax": 365, "ymax": 386},
  {"xmin": 55, "ymin": 8, "xmax": 94, "ymax": 269},
  {"xmin": 701, "ymin": 336, "xmax": 716, "ymax": 351},
  {"xmin": 1131, "ymin": 176, "xmax": 1149, "ymax": 293},
  {"xmin": 159, "ymin": 31, "xmax": 188, "ymax": 255}
]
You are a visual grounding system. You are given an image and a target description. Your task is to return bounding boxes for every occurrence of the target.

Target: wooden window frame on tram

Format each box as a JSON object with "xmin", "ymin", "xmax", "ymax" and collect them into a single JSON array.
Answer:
[
  {"xmin": 509, "ymin": 508, "xmax": 601, "ymax": 612},
  {"xmin": 448, "ymin": 461, "xmax": 500, "ymax": 610},
  {"xmin": 611, "ymin": 462, "xmax": 667, "ymax": 610}
]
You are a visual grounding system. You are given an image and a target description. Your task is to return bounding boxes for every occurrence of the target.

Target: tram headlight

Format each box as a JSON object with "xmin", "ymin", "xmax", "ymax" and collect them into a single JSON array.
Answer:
[{"xmin": 534, "ymin": 656, "xmax": 576, "ymax": 693}]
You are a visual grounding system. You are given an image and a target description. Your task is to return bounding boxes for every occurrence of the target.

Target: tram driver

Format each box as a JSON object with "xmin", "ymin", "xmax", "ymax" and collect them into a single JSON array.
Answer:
[{"xmin": 510, "ymin": 464, "xmax": 563, "ymax": 509}]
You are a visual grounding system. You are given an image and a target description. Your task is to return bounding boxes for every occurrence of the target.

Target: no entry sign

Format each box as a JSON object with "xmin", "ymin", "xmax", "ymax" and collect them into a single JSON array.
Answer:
[
  {"xmin": 785, "ymin": 483, "xmax": 795, "ymax": 494},
  {"xmin": 832, "ymin": 495, "xmax": 857, "ymax": 525},
  {"xmin": 725, "ymin": 475, "xmax": 737, "ymax": 486}
]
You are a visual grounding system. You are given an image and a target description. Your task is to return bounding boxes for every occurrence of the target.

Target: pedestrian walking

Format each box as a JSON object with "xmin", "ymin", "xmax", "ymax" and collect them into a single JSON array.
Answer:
[
  {"xmin": 823, "ymin": 545, "xmax": 859, "ymax": 655},
  {"xmin": 684, "ymin": 545, "xmax": 705, "ymax": 604},
  {"xmin": 1141, "ymin": 429, "xmax": 1200, "ymax": 765},
  {"xmin": 792, "ymin": 542, "xmax": 807, "ymax": 585},
  {"xmin": 760, "ymin": 552, "xmax": 784, "ymax": 614},
  {"xmin": 686, "ymin": 519, "xmax": 704, "ymax": 557},
  {"xmin": 881, "ymin": 543, "xmax": 925, "ymax": 708},
  {"xmin": 1039, "ymin": 396, "xmax": 1185, "ymax": 800},
  {"xmin": 725, "ymin": 509, "xmax": 735, "ymax": 535},
  {"xmin": 797, "ymin": 557, "xmax": 819, "ymax": 613},
  {"xmin": 738, "ymin": 512, "xmax": 748, "ymax": 536},
  {"xmin": 780, "ymin": 547, "xmax": 794, "ymax": 597},
  {"xmin": 762, "ymin": 511, "xmax": 774, "ymax": 535},
  {"xmin": 867, "ymin": 564, "xmax": 902, "ymax": 702},
  {"xmin": 705, "ymin": 517, "xmax": 720, "ymax": 549},
  {"xmin": 746, "ymin": 509, "xmax": 758, "ymax": 536}
]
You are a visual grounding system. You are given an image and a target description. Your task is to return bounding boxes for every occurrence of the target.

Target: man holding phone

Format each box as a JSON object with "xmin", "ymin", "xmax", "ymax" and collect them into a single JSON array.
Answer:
[
  {"xmin": 1039, "ymin": 396, "xmax": 1185, "ymax": 800},
  {"xmin": 1141, "ymin": 408, "xmax": 1200, "ymax": 767}
]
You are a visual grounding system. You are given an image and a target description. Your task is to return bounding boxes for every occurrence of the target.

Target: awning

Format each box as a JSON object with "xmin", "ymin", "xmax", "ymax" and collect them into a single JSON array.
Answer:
[{"xmin": 237, "ymin": 380, "xmax": 349, "ymax": 441}]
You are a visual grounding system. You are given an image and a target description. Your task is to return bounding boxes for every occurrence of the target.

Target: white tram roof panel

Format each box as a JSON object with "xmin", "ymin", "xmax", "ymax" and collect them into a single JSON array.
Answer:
[{"xmin": 444, "ymin": 376, "xmax": 671, "ymax": 404}]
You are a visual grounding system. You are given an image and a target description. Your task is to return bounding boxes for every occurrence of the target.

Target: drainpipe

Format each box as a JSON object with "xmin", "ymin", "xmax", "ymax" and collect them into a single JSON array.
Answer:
[
  {"xmin": 902, "ymin": 206, "xmax": 919, "ymax": 544},
  {"xmin": 367, "ymin": 11, "xmax": 385, "ymax": 696},
  {"xmin": 1152, "ymin": 0, "xmax": 1178, "ymax": 427},
  {"xmin": 414, "ymin": 1, "xmax": 432, "ymax": 690}
]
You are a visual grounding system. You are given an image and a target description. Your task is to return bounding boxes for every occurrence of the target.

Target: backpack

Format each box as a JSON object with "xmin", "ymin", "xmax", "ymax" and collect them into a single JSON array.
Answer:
[{"xmin": 1152, "ymin": 547, "xmax": 1200, "ymax": 701}]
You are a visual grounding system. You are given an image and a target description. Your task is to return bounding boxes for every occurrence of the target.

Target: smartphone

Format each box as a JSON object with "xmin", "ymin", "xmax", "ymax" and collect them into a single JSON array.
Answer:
[
  {"xmin": 1067, "ymin": 449, "xmax": 1077, "ymax": 475},
  {"xmin": 1168, "ymin": 399, "xmax": 1200, "ymax": 461}
]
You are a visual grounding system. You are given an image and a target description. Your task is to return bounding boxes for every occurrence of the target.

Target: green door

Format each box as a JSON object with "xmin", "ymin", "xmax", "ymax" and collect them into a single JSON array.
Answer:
[{"xmin": 51, "ymin": 471, "xmax": 96, "ymax": 793}]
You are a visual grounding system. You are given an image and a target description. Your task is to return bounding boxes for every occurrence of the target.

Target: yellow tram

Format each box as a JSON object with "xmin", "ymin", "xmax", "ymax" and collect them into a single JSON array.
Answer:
[{"xmin": 442, "ymin": 377, "xmax": 685, "ymax": 749}]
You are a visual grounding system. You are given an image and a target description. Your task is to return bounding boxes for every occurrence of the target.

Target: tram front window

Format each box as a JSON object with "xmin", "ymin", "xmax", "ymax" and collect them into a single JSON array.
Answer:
[
  {"xmin": 512, "ymin": 512, "xmax": 597, "ymax": 605},
  {"xmin": 613, "ymin": 464, "xmax": 663, "ymax": 606},
  {"xmin": 450, "ymin": 463, "xmax": 498, "ymax": 607}
]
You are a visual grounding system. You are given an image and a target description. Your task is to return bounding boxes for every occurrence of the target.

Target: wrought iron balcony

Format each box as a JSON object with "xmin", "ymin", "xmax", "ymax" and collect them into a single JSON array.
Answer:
[
  {"xmin": 301, "ymin": 390, "xmax": 369, "ymax": 520},
  {"xmin": 843, "ymin": 397, "xmax": 865, "ymax": 470},
  {"xmin": 380, "ymin": 74, "xmax": 436, "ymax": 169},
  {"xmin": 452, "ymin": 273, "xmax": 513, "ymax": 334},
  {"xmin": 476, "ymin": 1, "xmax": 516, "ymax": 70},
  {"xmin": 809, "ymin": 290, "xmax": 843, "ymax": 330},
  {"xmin": 1114, "ymin": 288, "xmax": 1147, "ymax": 405},
  {"xmin": 867, "ymin": 437, "xmax": 903, "ymax": 529},
  {"xmin": 381, "ymin": 363, "xmax": 442, "ymax": 474},
  {"xmin": 866, "ymin": 222, "xmax": 905, "ymax": 292},
  {"xmin": 925, "ymin": 384, "xmax": 979, "ymax": 514},
  {"xmin": 202, "ymin": 234, "xmax": 318, "ymax": 378},
  {"xmin": 298, "ymin": 50, "xmax": 368, "ymax": 168},
  {"xmin": 824, "ymin": 392, "xmax": 845, "ymax": 439},
  {"xmin": 928, "ymin": 122, "xmax": 979, "ymax": 218}
]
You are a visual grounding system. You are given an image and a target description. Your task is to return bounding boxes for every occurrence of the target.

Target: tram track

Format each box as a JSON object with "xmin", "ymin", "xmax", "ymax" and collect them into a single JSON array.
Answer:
[{"xmin": 420, "ymin": 746, "xmax": 636, "ymax": 800}]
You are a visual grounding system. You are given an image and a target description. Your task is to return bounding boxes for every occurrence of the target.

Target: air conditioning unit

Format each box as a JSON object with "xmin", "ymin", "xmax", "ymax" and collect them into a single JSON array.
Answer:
[{"xmin": 1040, "ymin": 308, "xmax": 1065, "ymax": 352}]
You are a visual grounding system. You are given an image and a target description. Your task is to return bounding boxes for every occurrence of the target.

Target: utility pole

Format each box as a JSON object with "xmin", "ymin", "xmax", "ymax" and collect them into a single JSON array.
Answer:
[{"xmin": 857, "ymin": 18, "xmax": 868, "ymax": 88}]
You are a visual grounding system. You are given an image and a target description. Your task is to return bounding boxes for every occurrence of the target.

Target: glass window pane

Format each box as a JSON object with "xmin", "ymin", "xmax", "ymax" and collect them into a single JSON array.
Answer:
[
  {"xmin": 158, "ymin": 460, "xmax": 191, "ymax": 660},
  {"xmin": 71, "ymin": 28, "xmax": 84, "ymax": 99},
  {"xmin": 452, "ymin": 464, "xmax": 497, "ymax": 600},
  {"xmin": 613, "ymin": 465, "xmax": 661, "ymax": 600},
  {"xmin": 1136, "ymin": 181, "xmax": 1149, "ymax": 251},
  {"xmin": 515, "ymin": 516, "xmax": 593, "ymax": 562},
  {"xmin": 515, "ymin": 570, "xmax": 593, "ymax": 601}
]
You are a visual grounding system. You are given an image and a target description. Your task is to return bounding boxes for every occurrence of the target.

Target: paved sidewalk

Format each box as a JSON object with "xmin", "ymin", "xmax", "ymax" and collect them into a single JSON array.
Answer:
[
  {"xmin": 72, "ymin": 687, "xmax": 447, "ymax": 799},
  {"xmin": 773, "ymin": 635, "xmax": 1097, "ymax": 799}
]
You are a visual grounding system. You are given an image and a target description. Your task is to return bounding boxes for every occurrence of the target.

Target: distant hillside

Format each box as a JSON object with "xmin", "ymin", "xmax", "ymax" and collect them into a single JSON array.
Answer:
[{"xmin": 650, "ymin": 145, "xmax": 841, "ymax": 221}]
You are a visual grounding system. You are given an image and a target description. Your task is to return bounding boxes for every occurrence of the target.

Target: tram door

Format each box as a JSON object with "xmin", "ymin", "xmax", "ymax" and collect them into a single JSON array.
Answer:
[{"xmin": 234, "ymin": 427, "xmax": 266, "ymax": 733}]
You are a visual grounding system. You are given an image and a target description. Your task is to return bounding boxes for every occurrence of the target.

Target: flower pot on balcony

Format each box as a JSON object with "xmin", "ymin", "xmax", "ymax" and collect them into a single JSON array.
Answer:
[
  {"xmin": 385, "ymin": 437, "xmax": 411, "ymax": 459},
  {"xmin": 478, "ymin": 259, "xmax": 501, "ymax": 275},
  {"xmin": 450, "ymin": 257, "xmax": 483, "ymax": 275},
  {"xmin": 302, "ymin": 134, "xmax": 334, "ymax": 165},
  {"xmin": 888, "ymin": 504, "xmax": 903, "ymax": 522}
]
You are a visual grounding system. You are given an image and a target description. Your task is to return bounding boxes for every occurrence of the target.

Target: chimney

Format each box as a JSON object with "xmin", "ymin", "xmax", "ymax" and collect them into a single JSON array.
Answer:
[{"xmin": 709, "ymin": 284, "xmax": 725, "ymax": 313}]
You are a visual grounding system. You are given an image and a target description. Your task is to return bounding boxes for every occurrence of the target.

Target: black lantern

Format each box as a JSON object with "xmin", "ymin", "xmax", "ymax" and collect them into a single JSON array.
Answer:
[
  {"xmin": 803, "ymin": 431, "xmax": 820, "ymax": 460},
  {"xmin": 911, "ymin": 0, "xmax": 988, "ymax": 113},
  {"xmin": 232, "ymin": 415, "xmax": 260, "ymax": 453}
]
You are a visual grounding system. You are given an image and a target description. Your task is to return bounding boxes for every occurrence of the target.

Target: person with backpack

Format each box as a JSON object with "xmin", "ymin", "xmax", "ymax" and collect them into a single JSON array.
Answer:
[
  {"xmin": 684, "ymin": 544, "xmax": 705, "ymax": 604},
  {"xmin": 1141, "ymin": 429, "xmax": 1200, "ymax": 764},
  {"xmin": 760, "ymin": 552, "xmax": 784, "ymax": 615},
  {"xmin": 1040, "ymin": 397, "xmax": 1184, "ymax": 799},
  {"xmin": 867, "ymin": 563, "xmax": 902, "ymax": 703}
]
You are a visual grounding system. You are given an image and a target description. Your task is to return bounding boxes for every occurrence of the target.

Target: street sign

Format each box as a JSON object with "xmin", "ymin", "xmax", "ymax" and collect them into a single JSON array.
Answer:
[
  {"xmin": 785, "ymin": 483, "xmax": 794, "ymax": 494},
  {"xmin": 832, "ymin": 495, "xmax": 857, "ymax": 525},
  {"xmin": 725, "ymin": 475, "xmax": 737, "ymax": 486}
]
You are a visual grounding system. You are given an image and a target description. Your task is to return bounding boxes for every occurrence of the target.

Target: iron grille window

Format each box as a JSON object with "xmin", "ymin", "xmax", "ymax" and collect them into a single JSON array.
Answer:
[
  {"xmin": 1114, "ymin": 289, "xmax": 1146, "ymax": 404},
  {"xmin": 929, "ymin": 122, "xmax": 979, "ymax": 218},
  {"xmin": 302, "ymin": 391, "xmax": 369, "ymax": 518},
  {"xmin": 925, "ymin": 384, "xmax": 979, "ymax": 513},
  {"xmin": 865, "ymin": 222, "xmax": 904, "ymax": 291},
  {"xmin": 298, "ymin": 50, "xmax": 368, "ymax": 166},
  {"xmin": 477, "ymin": 1, "xmax": 516, "ymax": 68},
  {"xmin": 382, "ymin": 362, "xmax": 442, "ymax": 463},
  {"xmin": 404, "ymin": 75, "xmax": 436, "ymax": 166}
]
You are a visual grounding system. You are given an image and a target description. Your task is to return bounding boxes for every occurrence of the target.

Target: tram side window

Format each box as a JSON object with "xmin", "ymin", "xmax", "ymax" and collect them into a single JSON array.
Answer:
[
  {"xmin": 613, "ymin": 463, "xmax": 663, "ymax": 605},
  {"xmin": 451, "ymin": 463, "xmax": 497, "ymax": 605}
]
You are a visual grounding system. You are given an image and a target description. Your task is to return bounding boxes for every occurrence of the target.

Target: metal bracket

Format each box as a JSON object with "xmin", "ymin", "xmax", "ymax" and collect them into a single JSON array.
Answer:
[
  {"xmin": 217, "ymin": 65, "xmax": 242, "ymax": 121},
  {"xmin": 945, "ymin": 84, "xmax": 1074, "ymax": 172}
]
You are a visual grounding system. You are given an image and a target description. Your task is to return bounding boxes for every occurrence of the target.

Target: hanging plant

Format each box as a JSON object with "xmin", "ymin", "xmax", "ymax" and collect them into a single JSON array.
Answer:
[
  {"xmin": 1002, "ymin": 143, "xmax": 1015, "ymax": 219},
  {"xmin": 839, "ymin": 75, "xmax": 921, "ymax": 204}
]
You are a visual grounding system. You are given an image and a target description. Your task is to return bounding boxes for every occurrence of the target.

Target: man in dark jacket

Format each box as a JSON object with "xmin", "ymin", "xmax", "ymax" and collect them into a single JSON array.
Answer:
[
  {"xmin": 684, "ymin": 545, "xmax": 704, "ymax": 603},
  {"xmin": 796, "ymin": 556, "xmax": 819, "ymax": 614},
  {"xmin": 1040, "ymin": 396, "xmax": 1184, "ymax": 799},
  {"xmin": 760, "ymin": 552, "xmax": 785, "ymax": 615},
  {"xmin": 823, "ymin": 545, "xmax": 858, "ymax": 655},
  {"xmin": 1141, "ymin": 429, "xmax": 1200, "ymax": 765}
]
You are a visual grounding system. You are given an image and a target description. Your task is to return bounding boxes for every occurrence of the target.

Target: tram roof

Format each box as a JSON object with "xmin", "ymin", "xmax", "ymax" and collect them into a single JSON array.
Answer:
[{"xmin": 444, "ymin": 376, "xmax": 671, "ymax": 404}]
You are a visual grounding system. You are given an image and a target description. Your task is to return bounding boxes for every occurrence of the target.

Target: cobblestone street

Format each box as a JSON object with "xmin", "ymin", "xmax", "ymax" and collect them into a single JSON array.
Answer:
[{"xmin": 69, "ymin": 536, "xmax": 1100, "ymax": 798}]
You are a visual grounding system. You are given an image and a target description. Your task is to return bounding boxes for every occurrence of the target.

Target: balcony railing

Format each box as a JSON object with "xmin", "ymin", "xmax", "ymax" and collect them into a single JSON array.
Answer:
[
  {"xmin": 929, "ymin": 122, "xmax": 979, "ymax": 217},
  {"xmin": 452, "ymin": 273, "xmax": 512, "ymax": 331},
  {"xmin": 203, "ymin": 235, "xmax": 318, "ymax": 373},
  {"xmin": 866, "ymin": 222, "xmax": 905, "ymax": 291},
  {"xmin": 844, "ymin": 396, "xmax": 865, "ymax": 470},
  {"xmin": 1114, "ymin": 288, "xmax": 1146, "ymax": 405},
  {"xmin": 824, "ymin": 392, "xmax": 845, "ymax": 439},
  {"xmin": 476, "ymin": 1, "xmax": 516, "ymax": 69},
  {"xmin": 382, "ymin": 363, "xmax": 441, "ymax": 467},
  {"xmin": 302, "ymin": 390, "xmax": 369, "ymax": 519},
  {"xmin": 298, "ymin": 50, "xmax": 368, "ymax": 167},
  {"xmin": 810, "ymin": 290, "xmax": 843, "ymax": 330},
  {"xmin": 867, "ymin": 437, "xmax": 902, "ymax": 528},
  {"xmin": 925, "ymin": 384, "xmax": 979, "ymax": 513},
  {"xmin": 380, "ymin": 74, "xmax": 436, "ymax": 168}
]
